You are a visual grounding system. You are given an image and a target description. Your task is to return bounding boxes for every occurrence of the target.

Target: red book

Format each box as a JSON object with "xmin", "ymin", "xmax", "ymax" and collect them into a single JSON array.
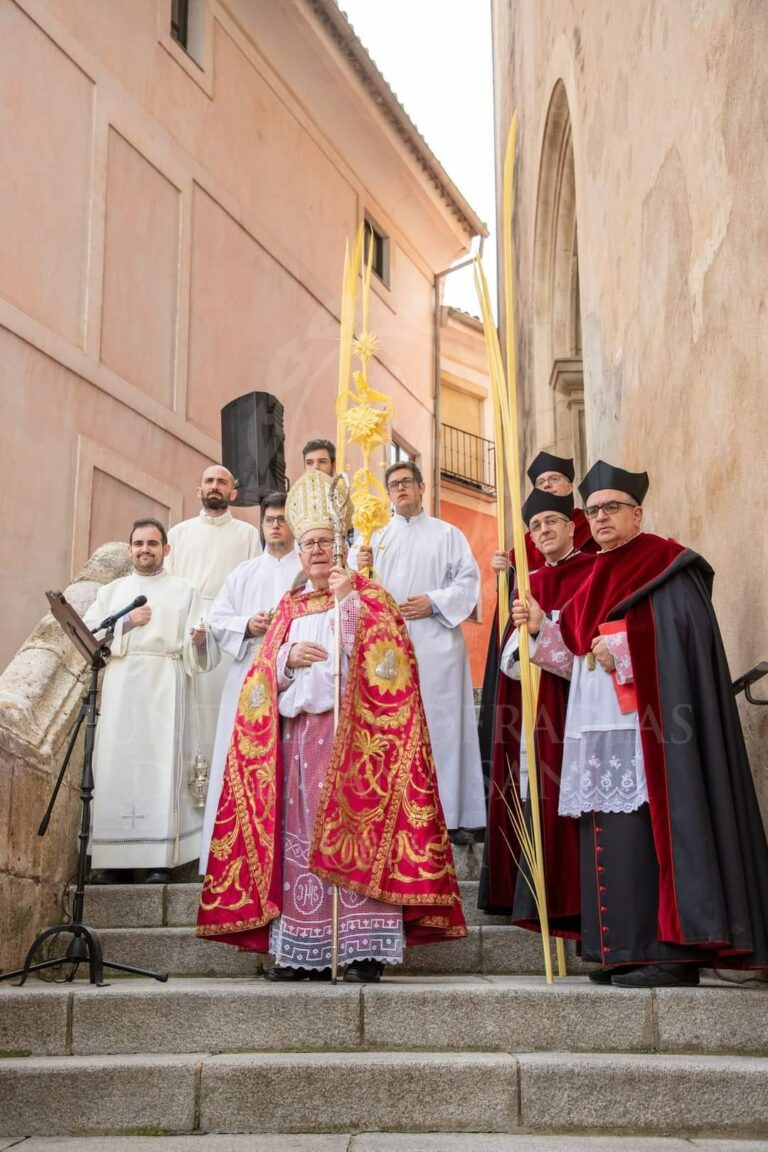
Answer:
[{"xmin": 598, "ymin": 620, "xmax": 637, "ymax": 714}]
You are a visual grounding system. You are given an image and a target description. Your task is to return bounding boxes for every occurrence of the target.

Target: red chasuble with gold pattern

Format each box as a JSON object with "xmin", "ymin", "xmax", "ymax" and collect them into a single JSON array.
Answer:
[{"xmin": 197, "ymin": 572, "xmax": 467, "ymax": 949}]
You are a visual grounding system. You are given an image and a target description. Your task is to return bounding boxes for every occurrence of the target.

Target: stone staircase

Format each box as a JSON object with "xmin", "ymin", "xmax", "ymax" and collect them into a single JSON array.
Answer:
[
  {"xmin": 1, "ymin": 846, "xmax": 767, "ymax": 1141},
  {"xmin": 74, "ymin": 850, "xmax": 570, "ymax": 979}
]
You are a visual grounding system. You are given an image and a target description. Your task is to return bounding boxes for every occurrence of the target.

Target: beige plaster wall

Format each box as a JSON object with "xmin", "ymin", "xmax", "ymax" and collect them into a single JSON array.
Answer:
[
  {"xmin": 0, "ymin": 0, "xmax": 474, "ymax": 671},
  {"xmin": 493, "ymin": 0, "xmax": 768, "ymax": 809}
]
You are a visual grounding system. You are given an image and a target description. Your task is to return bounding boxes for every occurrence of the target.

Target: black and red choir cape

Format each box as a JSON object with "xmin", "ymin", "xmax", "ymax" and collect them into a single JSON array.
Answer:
[
  {"xmin": 478, "ymin": 548, "xmax": 594, "ymax": 925},
  {"xmin": 556, "ymin": 532, "xmax": 768, "ymax": 968},
  {"xmin": 477, "ymin": 508, "xmax": 597, "ymax": 913}
]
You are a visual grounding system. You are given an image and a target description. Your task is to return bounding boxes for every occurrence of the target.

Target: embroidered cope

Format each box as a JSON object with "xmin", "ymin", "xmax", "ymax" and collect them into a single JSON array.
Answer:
[{"xmin": 196, "ymin": 572, "xmax": 467, "ymax": 952}]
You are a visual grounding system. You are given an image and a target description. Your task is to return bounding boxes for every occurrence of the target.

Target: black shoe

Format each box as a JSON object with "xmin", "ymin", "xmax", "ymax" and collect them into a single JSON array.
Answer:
[
  {"xmin": 89, "ymin": 869, "xmax": 128, "ymax": 885},
  {"xmin": 449, "ymin": 827, "xmax": 475, "ymax": 846},
  {"xmin": 263, "ymin": 965, "xmax": 312, "ymax": 982},
  {"xmin": 343, "ymin": 959, "xmax": 384, "ymax": 983},
  {"xmin": 308, "ymin": 968, "xmax": 332, "ymax": 981},
  {"xmin": 588, "ymin": 965, "xmax": 633, "ymax": 985},
  {"xmin": 145, "ymin": 870, "xmax": 170, "ymax": 885},
  {"xmin": 611, "ymin": 963, "xmax": 700, "ymax": 988}
]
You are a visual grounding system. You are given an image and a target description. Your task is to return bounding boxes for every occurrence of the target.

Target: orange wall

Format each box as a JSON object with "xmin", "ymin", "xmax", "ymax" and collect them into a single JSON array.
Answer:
[{"xmin": 440, "ymin": 496, "xmax": 498, "ymax": 687}]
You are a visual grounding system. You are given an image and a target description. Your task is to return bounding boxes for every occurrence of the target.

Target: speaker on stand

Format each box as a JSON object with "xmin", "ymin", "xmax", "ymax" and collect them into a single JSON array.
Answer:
[{"xmin": 221, "ymin": 392, "xmax": 288, "ymax": 506}]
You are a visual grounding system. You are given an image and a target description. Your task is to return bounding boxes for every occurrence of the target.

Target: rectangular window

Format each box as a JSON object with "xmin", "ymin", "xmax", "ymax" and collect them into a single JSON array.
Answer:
[
  {"xmin": 171, "ymin": 0, "xmax": 189, "ymax": 49},
  {"xmin": 364, "ymin": 218, "xmax": 390, "ymax": 288},
  {"xmin": 389, "ymin": 438, "xmax": 412, "ymax": 467},
  {"xmin": 169, "ymin": 0, "xmax": 205, "ymax": 68}
]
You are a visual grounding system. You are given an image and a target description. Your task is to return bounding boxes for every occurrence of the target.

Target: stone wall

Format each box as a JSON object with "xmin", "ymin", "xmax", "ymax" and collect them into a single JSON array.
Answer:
[
  {"xmin": 0, "ymin": 544, "xmax": 130, "ymax": 971},
  {"xmin": 492, "ymin": 0, "xmax": 768, "ymax": 819}
]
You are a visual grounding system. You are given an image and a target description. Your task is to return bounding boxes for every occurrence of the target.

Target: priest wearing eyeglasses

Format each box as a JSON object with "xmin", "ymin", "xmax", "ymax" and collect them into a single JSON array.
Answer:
[
  {"xmin": 512, "ymin": 460, "xmax": 768, "ymax": 986},
  {"xmin": 481, "ymin": 489, "xmax": 594, "ymax": 922}
]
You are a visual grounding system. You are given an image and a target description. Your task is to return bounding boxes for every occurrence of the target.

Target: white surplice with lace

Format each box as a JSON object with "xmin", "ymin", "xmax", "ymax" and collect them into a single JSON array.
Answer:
[{"xmin": 530, "ymin": 618, "xmax": 648, "ymax": 817}]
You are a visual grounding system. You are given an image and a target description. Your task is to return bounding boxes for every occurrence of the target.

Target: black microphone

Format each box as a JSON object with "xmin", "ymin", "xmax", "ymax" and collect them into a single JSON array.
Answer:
[{"xmin": 96, "ymin": 595, "xmax": 148, "ymax": 632}]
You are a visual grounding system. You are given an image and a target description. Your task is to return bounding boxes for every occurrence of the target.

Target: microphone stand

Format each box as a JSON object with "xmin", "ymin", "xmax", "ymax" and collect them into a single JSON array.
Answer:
[{"xmin": 0, "ymin": 596, "xmax": 168, "ymax": 986}]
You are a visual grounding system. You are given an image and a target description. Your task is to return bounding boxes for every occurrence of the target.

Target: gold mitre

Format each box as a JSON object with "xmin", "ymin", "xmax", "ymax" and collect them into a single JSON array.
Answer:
[{"xmin": 286, "ymin": 469, "xmax": 334, "ymax": 540}]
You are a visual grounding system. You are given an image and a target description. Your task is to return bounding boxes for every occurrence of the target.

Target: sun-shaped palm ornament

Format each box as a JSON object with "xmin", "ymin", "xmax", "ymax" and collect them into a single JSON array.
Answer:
[{"xmin": 335, "ymin": 227, "xmax": 395, "ymax": 554}]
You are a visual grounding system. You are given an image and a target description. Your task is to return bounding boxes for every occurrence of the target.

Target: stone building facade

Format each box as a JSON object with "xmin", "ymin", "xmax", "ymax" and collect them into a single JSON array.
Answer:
[
  {"xmin": 0, "ymin": 0, "xmax": 488, "ymax": 966},
  {"xmin": 492, "ymin": 0, "xmax": 767, "ymax": 811},
  {"xmin": 0, "ymin": 0, "xmax": 486, "ymax": 672}
]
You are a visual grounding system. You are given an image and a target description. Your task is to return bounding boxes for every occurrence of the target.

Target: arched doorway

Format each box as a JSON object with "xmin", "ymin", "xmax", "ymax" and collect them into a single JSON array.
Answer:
[{"xmin": 531, "ymin": 81, "xmax": 585, "ymax": 477}]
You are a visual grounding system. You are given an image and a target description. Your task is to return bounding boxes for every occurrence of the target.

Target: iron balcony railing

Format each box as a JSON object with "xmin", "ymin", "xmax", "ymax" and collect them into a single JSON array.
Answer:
[{"xmin": 440, "ymin": 424, "xmax": 496, "ymax": 495}]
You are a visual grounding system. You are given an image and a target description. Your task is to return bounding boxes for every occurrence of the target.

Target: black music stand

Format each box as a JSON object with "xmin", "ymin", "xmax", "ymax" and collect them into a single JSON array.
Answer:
[{"xmin": 0, "ymin": 591, "xmax": 168, "ymax": 985}]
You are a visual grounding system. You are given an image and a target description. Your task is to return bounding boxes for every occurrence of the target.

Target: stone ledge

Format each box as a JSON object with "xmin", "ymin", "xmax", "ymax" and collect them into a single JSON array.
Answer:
[
  {"xmin": 8, "ymin": 1136, "xmax": 768, "ymax": 1152},
  {"xmin": 519, "ymin": 1051, "xmax": 768, "ymax": 1132},
  {"xmin": 0, "ymin": 1052, "xmax": 199, "ymax": 1136},
  {"xmin": 199, "ymin": 1051, "xmax": 518, "ymax": 1133},
  {"xmin": 87, "ymin": 924, "xmax": 553, "ymax": 977},
  {"xmin": 82, "ymin": 878, "xmax": 511, "ymax": 929},
  {"xmin": 3, "ymin": 976, "xmax": 767, "ymax": 1060},
  {"xmin": 7, "ymin": 1135, "xmax": 768, "ymax": 1152}
]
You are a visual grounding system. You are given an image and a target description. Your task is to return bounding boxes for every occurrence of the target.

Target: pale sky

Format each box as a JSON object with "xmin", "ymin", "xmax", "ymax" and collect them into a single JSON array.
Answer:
[{"xmin": 336, "ymin": 0, "xmax": 497, "ymax": 317}]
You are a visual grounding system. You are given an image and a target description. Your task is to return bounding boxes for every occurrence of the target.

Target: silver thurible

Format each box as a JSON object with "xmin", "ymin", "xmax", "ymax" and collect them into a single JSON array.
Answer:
[{"xmin": 189, "ymin": 751, "xmax": 210, "ymax": 808}]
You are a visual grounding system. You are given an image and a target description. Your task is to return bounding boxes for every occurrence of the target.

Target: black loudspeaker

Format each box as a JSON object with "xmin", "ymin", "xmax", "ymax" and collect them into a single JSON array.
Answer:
[{"xmin": 221, "ymin": 392, "xmax": 288, "ymax": 507}]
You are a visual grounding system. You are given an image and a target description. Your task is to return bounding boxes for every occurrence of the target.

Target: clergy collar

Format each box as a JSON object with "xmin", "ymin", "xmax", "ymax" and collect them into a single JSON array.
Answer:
[
  {"xmin": 394, "ymin": 510, "xmax": 426, "ymax": 525},
  {"xmin": 198, "ymin": 509, "xmax": 233, "ymax": 527},
  {"xmin": 545, "ymin": 546, "xmax": 579, "ymax": 567},
  {"xmin": 132, "ymin": 567, "xmax": 166, "ymax": 578}
]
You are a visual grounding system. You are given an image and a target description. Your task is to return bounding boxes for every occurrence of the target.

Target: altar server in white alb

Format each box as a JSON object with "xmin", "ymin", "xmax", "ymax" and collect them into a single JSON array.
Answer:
[
  {"xmin": 85, "ymin": 519, "xmax": 217, "ymax": 883},
  {"xmin": 199, "ymin": 492, "xmax": 302, "ymax": 873},
  {"xmin": 165, "ymin": 465, "xmax": 261, "ymax": 769},
  {"xmin": 356, "ymin": 460, "xmax": 486, "ymax": 840}
]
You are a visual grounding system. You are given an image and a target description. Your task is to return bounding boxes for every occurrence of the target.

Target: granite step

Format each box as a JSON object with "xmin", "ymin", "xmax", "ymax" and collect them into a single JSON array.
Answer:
[
  {"xmin": 1, "ymin": 1048, "xmax": 767, "ymax": 1137},
  {"xmin": 76, "ymin": 923, "xmax": 575, "ymax": 977},
  {"xmin": 2, "ymin": 975, "xmax": 767, "ymax": 1060},
  {"xmin": 5, "ymin": 1139, "xmax": 768, "ymax": 1152},
  {"xmin": 82, "ymin": 879, "xmax": 509, "ymax": 929}
]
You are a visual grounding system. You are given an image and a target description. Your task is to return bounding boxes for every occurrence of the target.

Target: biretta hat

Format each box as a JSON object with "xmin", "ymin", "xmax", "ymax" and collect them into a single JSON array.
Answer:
[
  {"xmin": 521, "ymin": 489, "xmax": 575, "ymax": 525},
  {"xmin": 527, "ymin": 451, "xmax": 575, "ymax": 484},
  {"xmin": 285, "ymin": 469, "xmax": 334, "ymax": 540},
  {"xmin": 579, "ymin": 460, "xmax": 650, "ymax": 506}
]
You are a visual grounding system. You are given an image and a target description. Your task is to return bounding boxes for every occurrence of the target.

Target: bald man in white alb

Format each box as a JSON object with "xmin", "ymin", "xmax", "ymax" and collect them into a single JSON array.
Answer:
[{"xmin": 165, "ymin": 466, "xmax": 261, "ymax": 821}]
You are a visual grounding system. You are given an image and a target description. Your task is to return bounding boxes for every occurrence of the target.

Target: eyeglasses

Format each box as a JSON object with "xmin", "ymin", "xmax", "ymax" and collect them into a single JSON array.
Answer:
[
  {"xmin": 263, "ymin": 516, "xmax": 287, "ymax": 526},
  {"xmin": 529, "ymin": 515, "xmax": 570, "ymax": 535},
  {"xmin": 535, "ymin": 473, "xmax": 568, "ymax": 490},
  {"xmin": 387, "ymin": 477, "xmax": 416, "ymax": 492},
  {"xmin": 584, "ymin": 500, "xmax": 637, "ymax": 519},
  {"xmin": 297, "ymin": 537, "xmax": 335, "ymax": 553}
]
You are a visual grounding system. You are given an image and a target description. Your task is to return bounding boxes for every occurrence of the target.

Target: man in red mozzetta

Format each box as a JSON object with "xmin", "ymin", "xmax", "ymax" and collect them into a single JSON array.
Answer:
[
  {"xmin": 490, "ymin": 450, "xmax": 595, "ymax": 577},
  {"xmin": 478, "ymin": 451, "xmax": 596, "ymax": 913},
  {"xmin": 484, "ymin": 488, "xmax": 595, "ymax": 929},
  {"xmin": 512, "ymin": 460, "xmax": 768, "ymax": 986}
]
